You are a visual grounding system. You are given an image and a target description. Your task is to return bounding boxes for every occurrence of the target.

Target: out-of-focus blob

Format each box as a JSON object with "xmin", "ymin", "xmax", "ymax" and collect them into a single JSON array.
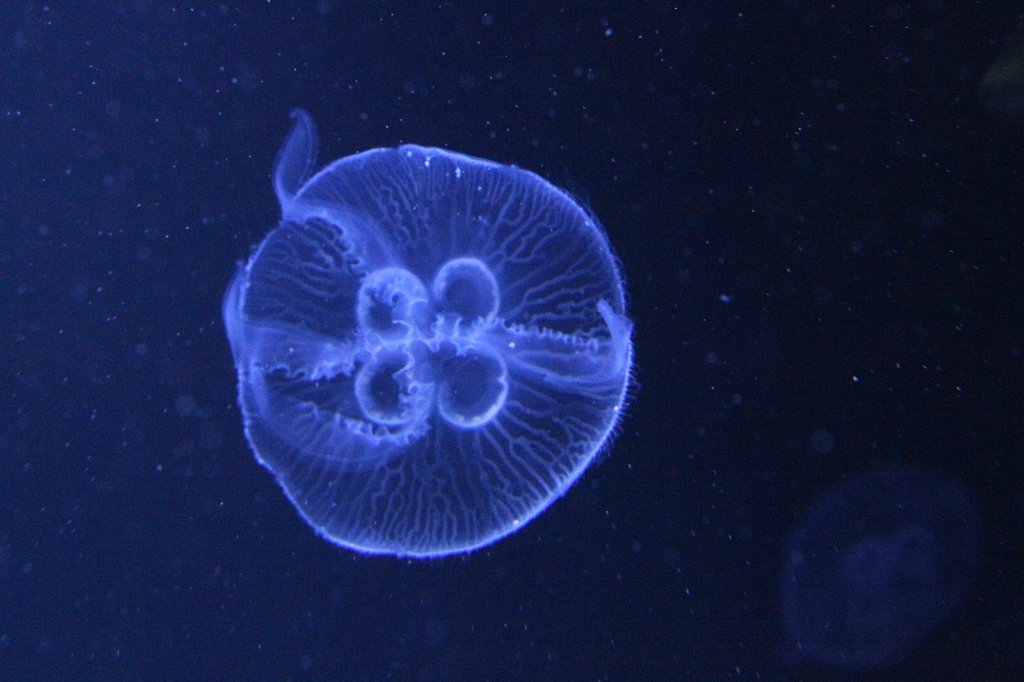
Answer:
[
  {"xmin": 981, "ymin": 33, "xmax": 1024, "ymax": 115},
  {"xmin": 779, "ymin": 466, "xmax": 981, "ymax": 670}
]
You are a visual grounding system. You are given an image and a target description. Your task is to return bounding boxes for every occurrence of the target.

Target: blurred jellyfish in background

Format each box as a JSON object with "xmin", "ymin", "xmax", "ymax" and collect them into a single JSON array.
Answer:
[
  {"xmin": 779, "ymin": 466, "xmax": 981, "ymax": 670},
  {"xmin": 980, "ymin": 29, "xmax": 1024, "ymax": 115}
]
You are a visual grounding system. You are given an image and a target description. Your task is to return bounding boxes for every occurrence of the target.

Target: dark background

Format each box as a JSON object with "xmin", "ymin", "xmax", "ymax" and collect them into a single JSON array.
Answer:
[{"xmin": 2, "ymin": 1, "xmax": 1022, "ymax": 679}]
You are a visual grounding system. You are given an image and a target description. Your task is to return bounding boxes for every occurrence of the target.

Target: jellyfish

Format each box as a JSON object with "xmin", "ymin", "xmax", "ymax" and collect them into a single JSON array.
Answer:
[
  {"xmin": 779, "ymin": 466, "xmax": 981, "ymax": 669},
  {"xmin": 980, "ymin": 29, "xmax": 1024, "ymax": 115},
  {"xmin": 222, "ymin": 109, "xmax": 633, "ymax": 558}
]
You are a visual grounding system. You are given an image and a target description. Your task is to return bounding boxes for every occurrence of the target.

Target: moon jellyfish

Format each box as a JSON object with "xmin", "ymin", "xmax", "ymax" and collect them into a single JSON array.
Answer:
[
  {"xmin": 223, "ymin": 109, "xmax": 633, "ymax": 557},
  {"xmin": 779, "ymin": 466, "xmax": 981, "ymax": 669}
]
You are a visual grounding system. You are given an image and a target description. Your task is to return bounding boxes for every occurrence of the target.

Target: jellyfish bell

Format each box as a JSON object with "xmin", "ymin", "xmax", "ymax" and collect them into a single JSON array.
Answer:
[
  {"xmin": 778, "ymin": 465, "xmax": 981, "ymax": 670},
  {"xmin": 980, "ymin": 29, "xmax": 1024, "ymax": 116},
  {"xmin": 223, "ymin": 109, "xmax": 633, "ymax": 557}
]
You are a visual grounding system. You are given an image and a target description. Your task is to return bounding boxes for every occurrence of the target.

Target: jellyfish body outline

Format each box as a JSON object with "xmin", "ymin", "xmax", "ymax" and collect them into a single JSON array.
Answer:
[{"xmin": 223, "ymin": 109, "xmax": 633, "ymax": 557}]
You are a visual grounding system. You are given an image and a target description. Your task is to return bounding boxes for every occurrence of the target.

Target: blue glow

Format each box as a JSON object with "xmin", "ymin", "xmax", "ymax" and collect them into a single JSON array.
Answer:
[
  {"xmin": 223, "ymin": 109, "xmax": 633, "ymax": 557},
  {"xmin": 779, "ymin": 466, "xmax": 980, "ymax": 669}
]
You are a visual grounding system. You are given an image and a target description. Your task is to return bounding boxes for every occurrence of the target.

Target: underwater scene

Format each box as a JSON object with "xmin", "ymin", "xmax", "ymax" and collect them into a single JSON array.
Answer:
[{"xmin": 2, "ymin": 2, "xmax": 1022, "ymax": 680}]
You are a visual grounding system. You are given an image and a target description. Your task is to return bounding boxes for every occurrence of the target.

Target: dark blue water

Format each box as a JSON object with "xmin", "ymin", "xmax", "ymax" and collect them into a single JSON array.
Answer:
[{"xmin": 2, "ymin": 2, "xmax": 1021, "ymax": 679}]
